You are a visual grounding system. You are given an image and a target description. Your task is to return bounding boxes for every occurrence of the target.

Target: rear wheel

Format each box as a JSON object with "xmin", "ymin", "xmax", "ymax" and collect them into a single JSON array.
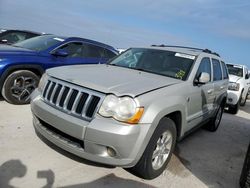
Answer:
[
  {"xmin": 2, "ymin": 70, "xmax": 40, "ymax": 104},
  {"xmin": 205, "ymin": 105, "xmax": 223, "ymax": 132},
  {"xmin": 127, "ymin": 117, "xmax": 176, "ymax": 179}
]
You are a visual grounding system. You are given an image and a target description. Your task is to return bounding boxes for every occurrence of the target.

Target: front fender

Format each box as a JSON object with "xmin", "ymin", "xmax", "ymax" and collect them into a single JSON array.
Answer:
[{"xmin": 139, "ymin": 95, "xmax": 186, "ymax": 139}]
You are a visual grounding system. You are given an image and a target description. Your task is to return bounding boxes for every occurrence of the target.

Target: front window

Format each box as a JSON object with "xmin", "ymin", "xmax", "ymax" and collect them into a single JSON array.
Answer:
[
  {"xmin": 109, "ymin": 48, "xmax": 195, "ymax": 80},
  {"xmin": 196, "ymin": 57, "xmax": 212, "ymax": 82},
  {"xmin": 227, "ymin": 64, "xmax": 243, "ymax": 77},
  {"xmin": 13, "ymin": 35, "xmax": 64, "ymax": 51}
]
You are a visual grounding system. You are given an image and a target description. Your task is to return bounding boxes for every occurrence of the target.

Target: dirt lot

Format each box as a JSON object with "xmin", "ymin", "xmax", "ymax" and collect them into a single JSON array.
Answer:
[{"xmin": 0, "ymin": 99, "xmax": 249, "ymax": 188}]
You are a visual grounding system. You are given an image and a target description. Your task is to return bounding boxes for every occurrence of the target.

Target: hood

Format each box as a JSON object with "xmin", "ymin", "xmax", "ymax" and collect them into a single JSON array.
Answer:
[
  {"xmin": 0, "ymin": 44, "xmax": 37, "ymax": 56},
  {"xmin": 229, "ymin": 74, "xmax": 242, "ymax": 83},
  {"xmin": 47, "ymin": 64, "xmax": 181, "ymax": 97}
]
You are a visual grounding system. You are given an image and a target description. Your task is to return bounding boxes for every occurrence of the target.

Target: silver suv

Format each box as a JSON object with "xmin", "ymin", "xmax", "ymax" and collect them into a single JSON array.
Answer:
[{"xmin": 31, "ymin": 46, "xmax": 229, "ymax": 179}]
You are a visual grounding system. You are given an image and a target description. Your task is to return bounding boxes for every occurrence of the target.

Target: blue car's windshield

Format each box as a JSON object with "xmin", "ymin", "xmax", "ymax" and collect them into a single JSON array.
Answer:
[{"xmin": 14, "ymin": 35, "xmax": 65, "ymax": 51}]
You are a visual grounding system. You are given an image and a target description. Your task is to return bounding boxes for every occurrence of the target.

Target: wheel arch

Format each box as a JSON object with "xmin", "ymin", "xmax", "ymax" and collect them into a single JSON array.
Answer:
[{"xmin": 164, "ymin": 111, "xmax": 182, "ymax": 139}]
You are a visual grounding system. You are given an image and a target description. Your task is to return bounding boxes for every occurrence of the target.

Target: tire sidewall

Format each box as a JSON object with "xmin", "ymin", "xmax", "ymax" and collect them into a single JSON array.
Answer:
[
  {"xmin": 213, "ymin": 106, "xmax": 223, "ymax": 130},
  {"xmin": 240, "ymin": 91, "xmax": 247, "ymax": 106}
]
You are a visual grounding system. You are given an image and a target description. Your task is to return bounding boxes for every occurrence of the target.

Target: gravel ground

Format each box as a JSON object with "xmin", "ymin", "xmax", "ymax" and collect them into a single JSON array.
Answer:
[{"xmin": 0, "ymin": 99, "xmax": 249, "ymax": 188}]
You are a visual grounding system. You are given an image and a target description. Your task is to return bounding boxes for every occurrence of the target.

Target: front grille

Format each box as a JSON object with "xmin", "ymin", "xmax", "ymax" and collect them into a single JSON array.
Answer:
[{"xmin": 42, "ymin": 77, "xmax": 104, "ymax": 121}]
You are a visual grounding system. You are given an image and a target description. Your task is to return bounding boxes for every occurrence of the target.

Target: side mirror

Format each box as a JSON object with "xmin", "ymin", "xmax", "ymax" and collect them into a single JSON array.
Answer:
[
  {"xmin": 195, "ymin": 72, "xmax": 210, "ymax": 85},
  {"xmin": 51, "ymin": 49, "xmax": 68, "ymax": 57}
]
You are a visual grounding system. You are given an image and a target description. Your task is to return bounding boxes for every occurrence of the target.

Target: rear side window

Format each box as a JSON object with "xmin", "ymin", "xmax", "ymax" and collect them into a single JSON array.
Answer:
[
  {"xmin": 105, "ymin": 49, "xmax": 117, "ymax": 59},
  {"xmin": 221, "ymin": 61, "xmax": 229, "ymax": 79},
  {"xmin": 84, "ymin": 44, "xmax": 105, "ymax": 58},
  {"xmin": 196, "ymin": 57, "xmax": 211, "ymax": 81},
  {"xmin": 212, "ymin": 59, "xmax": 222, "ymax": 81}
]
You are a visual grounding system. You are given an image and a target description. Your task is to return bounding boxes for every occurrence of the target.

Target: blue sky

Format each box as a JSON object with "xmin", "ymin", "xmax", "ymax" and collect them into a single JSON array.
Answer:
[{"xmin": 0, "ymin": 0, "xmax": 250, "ymax": 67}]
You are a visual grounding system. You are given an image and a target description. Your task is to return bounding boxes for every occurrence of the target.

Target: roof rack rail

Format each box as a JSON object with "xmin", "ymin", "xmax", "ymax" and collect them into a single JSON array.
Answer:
[{"xmin": 151, "ymin": 44, "xmax": 220, "ymax": 57}]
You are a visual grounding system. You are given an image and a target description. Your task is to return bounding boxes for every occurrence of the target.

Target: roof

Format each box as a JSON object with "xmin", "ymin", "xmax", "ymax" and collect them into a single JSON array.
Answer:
[
  {"xmin": 65, "ymin": 36, "xmax": 118, "ymax": 52},
  {"xmin": 149, "ymin": 45, "xmax": 220, "ymax": 58}
]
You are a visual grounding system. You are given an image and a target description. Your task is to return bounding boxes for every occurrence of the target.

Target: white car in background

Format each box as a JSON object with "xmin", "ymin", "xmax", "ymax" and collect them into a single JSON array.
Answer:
[
  {"xmin": 226, "ymin": 63, "xmax": 250, "ymax": 114},
  {"xmin": 117, "ymin": 48, "xmax": 126, "ymax": 53}
]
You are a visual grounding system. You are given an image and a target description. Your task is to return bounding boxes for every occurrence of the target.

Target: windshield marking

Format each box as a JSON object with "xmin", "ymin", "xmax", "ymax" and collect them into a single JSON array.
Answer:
[
  {"xmin": 53, "ymin": 37, "xmax": 65, "ymax": 42},
  {"xmin": 175, "ymin": 53, "xmax": 196, "ymax": 60}
]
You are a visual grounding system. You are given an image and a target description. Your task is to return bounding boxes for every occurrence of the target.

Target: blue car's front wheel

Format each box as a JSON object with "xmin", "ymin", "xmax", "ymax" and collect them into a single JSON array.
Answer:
[{"xmin": 2, "ymin": 70, "xmax": 40, "ymax": 104}]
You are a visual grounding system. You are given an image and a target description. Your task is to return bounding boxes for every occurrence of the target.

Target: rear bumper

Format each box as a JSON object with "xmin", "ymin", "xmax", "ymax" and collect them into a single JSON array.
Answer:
[{"xmin": 31, "ymin": 90, "xmax": 151, "ymax": 167}]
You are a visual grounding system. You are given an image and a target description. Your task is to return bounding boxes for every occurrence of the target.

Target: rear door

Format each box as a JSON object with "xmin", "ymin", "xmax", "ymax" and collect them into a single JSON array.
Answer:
[{"xmin": 211, "ymin": 59, "xmax": 227, "ymax": 109}]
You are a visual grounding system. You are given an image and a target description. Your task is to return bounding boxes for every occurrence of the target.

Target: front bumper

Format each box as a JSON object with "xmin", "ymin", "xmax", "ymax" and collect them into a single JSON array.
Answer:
[
  {"xmin": 31, "ymin": 90, "xmax": 151, "ymax": 167},
  {"xmin": 226, "ymin": 90, "xmax": 241, "ymax": 105}
]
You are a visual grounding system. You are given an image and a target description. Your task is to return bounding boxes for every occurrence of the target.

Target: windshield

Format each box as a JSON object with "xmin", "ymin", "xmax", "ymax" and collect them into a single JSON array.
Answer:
[
  {"xmin": 13, "ymin": 35, "xmax": 65, "ymax": 51},
  {"xmin": 227, "ymin": 64, "xmax": 243, "ymax": 77},
  {"xmin": 109, "ymin": 48, "xmax": 195, "ymax": 80}
]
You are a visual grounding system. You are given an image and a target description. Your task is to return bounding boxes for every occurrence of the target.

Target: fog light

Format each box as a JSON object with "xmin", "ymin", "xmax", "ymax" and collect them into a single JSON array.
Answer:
[{"xmin": 107, "ymin": 147, "xmax": 116, "ymax": 157}]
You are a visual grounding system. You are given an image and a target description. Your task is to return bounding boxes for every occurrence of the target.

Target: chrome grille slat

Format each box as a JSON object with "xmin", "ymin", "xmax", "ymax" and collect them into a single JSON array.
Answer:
[
  {"xmin": 63, "ymin": 88, "xmax": 73, "ymax": 110},
  {"xmin": 81, "ymin": 95, "xmax": 93, "ymax": 116},
  {"xmin": 43, "ymin": 80, "xmax": 51, "ymax": 98},
  {"xmin": 50, "ymin": 83, "xmax": 58, "ymax": 103},
  {"xmin": 42, "ymin": 77, "xmax": 104, "ymax": 121},
  {"xmin": 71, "ymin": 92, "xmax": 82, "ymax": 113},
  {"xmin": 45, "ymin": 81, "xmax": 52, "ymax": 99},
  {"xmin": 56, "ymin": 86, "xmax": 65, "ymax": 106}
]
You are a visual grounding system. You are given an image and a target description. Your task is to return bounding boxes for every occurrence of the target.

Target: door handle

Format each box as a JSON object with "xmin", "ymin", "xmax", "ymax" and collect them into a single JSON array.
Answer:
[
  {"xmin": 220, "ymin": 86, "xmax": 224, "ymax": 90},
  {"xmin": 207, "ymin": 89, "xmax": 213, "ymax": 94}
]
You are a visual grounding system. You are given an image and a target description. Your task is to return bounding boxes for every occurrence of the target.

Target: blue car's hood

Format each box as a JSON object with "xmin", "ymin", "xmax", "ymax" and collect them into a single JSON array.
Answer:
[{"xmin": 0, "ymin": 44, "xmax": 37, "ymax": 56}]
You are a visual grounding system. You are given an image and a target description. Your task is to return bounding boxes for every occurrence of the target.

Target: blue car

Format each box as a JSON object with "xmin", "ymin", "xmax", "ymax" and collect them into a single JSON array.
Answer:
[{"xmin": 0, "ymin": 34, "xmax": 118, "ymax": 104}]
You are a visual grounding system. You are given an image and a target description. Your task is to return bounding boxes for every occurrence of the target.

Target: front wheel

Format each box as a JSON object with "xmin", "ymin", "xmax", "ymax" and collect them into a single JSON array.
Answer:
[
  {"xmin": 127, "ymin": 117, "xmax": 177, "ymax": 179},
  {"xmin": 240, "ymin": 92, "xmax": 248, "ymax": 106},
  {"xmin": 2, "ymin": 70, "xmax": 40, "ymax": 104},
  {"xmin": 228, "ymin": 103, "xmax": 239, "ymax": 114}
]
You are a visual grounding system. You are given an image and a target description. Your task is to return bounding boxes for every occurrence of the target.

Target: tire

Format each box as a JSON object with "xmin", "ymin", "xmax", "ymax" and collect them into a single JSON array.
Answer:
[
  {"xmin": 1, "ymin": 70, "xmax": 40, "ymax": 104},
  {"xmin": 240, "ymin": 142, "xmax": 250, "ymax": 188},
  {"xmin": 205, "ymin": 105, "xmax": 223, "ymax": 132},
  {"xmin": 127, "ymin": 117, "xmax": 177, "ymax": 179},
  {"xmin": 228, "ymin": 103, "xmax": 239, "ymax": 114},
  {"xmin": 240, "ymin": 91, "xmax": 247, "ymax": 106}
]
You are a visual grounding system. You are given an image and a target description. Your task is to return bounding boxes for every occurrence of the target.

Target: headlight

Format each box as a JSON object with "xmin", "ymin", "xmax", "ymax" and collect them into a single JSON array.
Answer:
[
  {"xmin": 37, "ymin": 73, "xmax": 48, "ymax": 92},
  {"xmin": 228, "ymin": 82, "xmax": 240, "ymax": 91},
  {"xmin": 99, "ymin": 95, "xmax": 144, "ymax": 124}
]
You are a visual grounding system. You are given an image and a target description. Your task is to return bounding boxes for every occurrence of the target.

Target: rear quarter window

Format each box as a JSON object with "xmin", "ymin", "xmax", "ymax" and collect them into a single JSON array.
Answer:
[
  {"xmin": 221, "ymin": 61, "xmax": 229, "ymax": 79},
  {"xmin": 105, "ymin": 49, "xmax": 117, "ymax": 59}
]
